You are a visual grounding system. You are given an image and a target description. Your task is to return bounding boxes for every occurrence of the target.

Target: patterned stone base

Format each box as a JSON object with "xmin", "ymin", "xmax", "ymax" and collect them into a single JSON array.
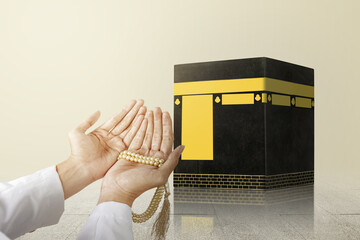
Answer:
[
  {"xmin": 174, "ymin": 185, "xmax": 314, "ymax": 205},
  {"xmin": 173, "ymin": 171, "xmax": 314, "ymax": 190}
]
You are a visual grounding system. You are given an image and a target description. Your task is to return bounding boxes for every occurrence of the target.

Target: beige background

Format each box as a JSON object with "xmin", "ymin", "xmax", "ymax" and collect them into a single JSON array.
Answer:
[{"xmin": 0, "ymin": 0, "xmax": 359, "ymax": 183}]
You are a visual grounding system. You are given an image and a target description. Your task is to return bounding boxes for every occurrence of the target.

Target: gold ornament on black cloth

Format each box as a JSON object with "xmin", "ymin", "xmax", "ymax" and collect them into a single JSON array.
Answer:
[{"xmin": 117, "ymin": 150, "xmax": 171, "ymax": 240}]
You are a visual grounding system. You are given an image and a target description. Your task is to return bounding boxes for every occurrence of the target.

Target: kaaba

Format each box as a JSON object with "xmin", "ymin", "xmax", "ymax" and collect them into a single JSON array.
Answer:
[{"xmin": 173, "ymin": 57, "xmax": 314, "ymax": 189}]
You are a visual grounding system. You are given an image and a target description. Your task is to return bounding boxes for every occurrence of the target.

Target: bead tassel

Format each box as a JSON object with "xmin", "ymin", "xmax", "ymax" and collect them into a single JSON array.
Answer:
[{"xmin": 151, "ymin": 182, "xmax": 171, "ymax": 240}]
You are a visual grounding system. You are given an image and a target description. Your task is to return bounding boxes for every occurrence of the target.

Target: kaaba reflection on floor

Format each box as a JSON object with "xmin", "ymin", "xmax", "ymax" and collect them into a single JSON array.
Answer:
[
  {"xmin": 17, "ymin": 178, "xmax": 360, "ymax": 239},
  {"xmin": 173, "ymin": 185, "xmax": 314, "ymax": 239}
]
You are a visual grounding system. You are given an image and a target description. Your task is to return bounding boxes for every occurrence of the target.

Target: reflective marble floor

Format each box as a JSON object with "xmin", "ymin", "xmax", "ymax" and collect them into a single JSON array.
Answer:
[{"xmin": 18, "ymin": 175, "xmax": 360, "ymax": 240}]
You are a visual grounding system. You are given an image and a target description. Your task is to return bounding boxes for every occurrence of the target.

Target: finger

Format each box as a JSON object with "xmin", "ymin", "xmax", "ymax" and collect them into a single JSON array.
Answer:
[
  {"xmin": 121, "ymin": 113, "xmax": 141, "ymax": 139},
  {"xmin": 73, "ymin": 110, "xmax": 101, "ymax": 134},
  {"xmin": 119, "ymin": 106, "xmax": 147, "ymax": 138},
  {"xmin": 111, "ymin": 100, "xmax": 145, "ymax": 135},
  {"xmin": 141, "ymin": 110, "xmax": 154, "ymax": 150},
  {"xmin": 100, "ymin": 100, "xmax": 136, "ymax": 131},
  {"xmin": 151, "ymin": 107, "xmax": 163, "ymax": 151},
  {"xmin": 158, "ymin": 145, "xmax": 185, "ymax": 177},
  {"xmin": 124, "ymin": 115, "xmax": 145, "ymax": 146},
  {"xmin": 160, "ymin": 111, "xmax": 173, "ymax": 157},
  {"xmin": 129, "ymin": 118, "xmax": 148, "ymax": 150}
]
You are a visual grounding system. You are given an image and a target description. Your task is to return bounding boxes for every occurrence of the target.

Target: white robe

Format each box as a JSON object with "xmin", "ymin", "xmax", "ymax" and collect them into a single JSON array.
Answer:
[{"xmin": 0, "ymin": 166, "xmax": 133, "ymax": 240}]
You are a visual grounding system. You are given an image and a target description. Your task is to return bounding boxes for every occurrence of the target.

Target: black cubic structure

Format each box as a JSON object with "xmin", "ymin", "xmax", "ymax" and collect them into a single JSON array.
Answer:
[{"xmin": 173, "ymin": 57, "xmax": 314, "ymax": 189}]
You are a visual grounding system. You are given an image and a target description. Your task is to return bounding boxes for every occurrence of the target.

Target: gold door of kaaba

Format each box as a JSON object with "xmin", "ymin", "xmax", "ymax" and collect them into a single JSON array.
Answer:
[{"xmin": 181, "ymin": 94, "xmax": 213, "ymax": 161}]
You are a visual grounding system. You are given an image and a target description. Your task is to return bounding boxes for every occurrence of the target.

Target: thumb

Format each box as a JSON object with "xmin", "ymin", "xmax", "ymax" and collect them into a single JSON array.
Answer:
[
  {"xmin": 160, "ymin": 145, "xmax": 185, "ymax": 176},
  {"xmin": 74, "ymin": 110, "xmax": 101, "ymax": 134}
]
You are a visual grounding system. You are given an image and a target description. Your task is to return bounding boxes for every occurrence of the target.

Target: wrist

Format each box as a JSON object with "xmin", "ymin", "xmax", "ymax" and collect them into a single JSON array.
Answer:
[
  {"xmin": 56, "ymin": 157, "xmax": 94, "ymax": 199},
  {"xmin": 98, "ymin": 188, "xmax": 136, "ymax": 208}
]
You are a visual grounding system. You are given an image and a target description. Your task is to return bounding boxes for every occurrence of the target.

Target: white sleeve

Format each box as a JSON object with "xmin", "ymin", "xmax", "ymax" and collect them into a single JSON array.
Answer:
[
  {"xmin": 0, "ymin": 232, "xmax": 10, "ymax": 240},
  {"xmin": 77, "ymin": 201, "xmax": 133, "ymax": 240},
  {"xmin": 0, "ymin": 166, "xmax": 65, "ymax": 239}
]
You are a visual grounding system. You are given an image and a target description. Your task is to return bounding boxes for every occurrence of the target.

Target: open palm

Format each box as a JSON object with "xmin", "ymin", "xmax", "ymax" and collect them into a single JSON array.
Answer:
[{"xmin": 68, "ymin": 100, "xmax": 147, "ymax": 181}]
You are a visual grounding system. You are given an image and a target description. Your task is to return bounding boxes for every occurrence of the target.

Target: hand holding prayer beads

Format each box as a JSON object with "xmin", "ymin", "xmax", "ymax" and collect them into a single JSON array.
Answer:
[
  {"xmin": 99, "ymin": 107, "xmax": 184, "ymax": 240},
  {"xmin": 117, "ymin": 151, "xmax": 168, "ymax": 224},
  {"xmin": 117, "ymin": 150, "xmax": 166, "ymax": 224}
]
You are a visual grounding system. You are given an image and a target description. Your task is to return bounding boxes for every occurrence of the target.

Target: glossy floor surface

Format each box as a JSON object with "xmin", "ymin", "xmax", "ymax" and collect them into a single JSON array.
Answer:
[{"xmin": 18, "ymin": 175, "xmax": 360, "ymax": 240}]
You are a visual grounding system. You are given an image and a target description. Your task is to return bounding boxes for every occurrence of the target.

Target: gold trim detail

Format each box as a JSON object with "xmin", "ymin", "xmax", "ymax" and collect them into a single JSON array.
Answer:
[
  {"xmin": 222, "ymin": 93, "xmax": 254, "ymax": 105},
  {"xmin": 262, "ymin": 93, "xmax": 267, "ymax": 103},
  {"xmin": 175, "ymin": 98, "xmax": 181, "ymax": 105},
  {"xmin": 295, "ymin": 97, "xmax": 312, "ymax": 108},
  {"xmin": 291, "ymin": 98, "xmax": 296, "ymax": 106},
  {"xmin": 174, "ymin": 77, "xmax": 314, "ymax": 98},
  {"xmin": 214, "ymin": 96, "xmax": 221, "ymax": 103},
  {"xmin": 272, "ymin": 94, "xmax": 290, "ymax": 107}
]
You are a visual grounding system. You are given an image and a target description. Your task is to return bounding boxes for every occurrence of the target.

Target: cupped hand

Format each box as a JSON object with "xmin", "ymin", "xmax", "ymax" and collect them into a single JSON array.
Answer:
[
  {"xmin": 67, "ymin": 99, "xmax": 148, "ymax": 182},
  {"xmin": 98, "ymin": 108, "xmax": 185, "ymax": 207}
]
